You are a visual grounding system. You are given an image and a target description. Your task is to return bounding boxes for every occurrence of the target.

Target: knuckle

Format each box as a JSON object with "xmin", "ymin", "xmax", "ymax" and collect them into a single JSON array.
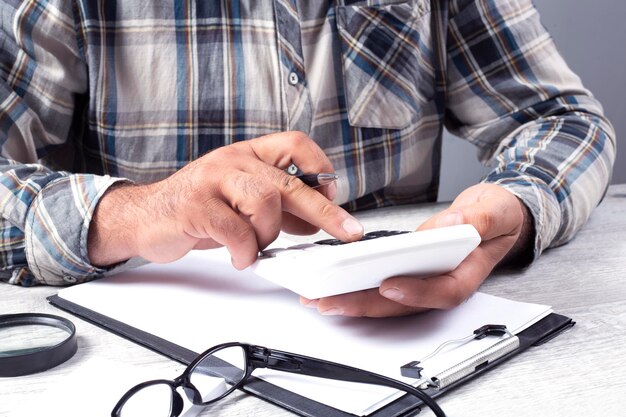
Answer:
[
  {"xmin": 255, "ymin": 184, "xmax": 281, "ymax": 207},
  {"xmin": 233, "ymin": 173, "xmax": 267, "ymax": 199},
  {"xmin": 319, "ymin": 202, "xmax": 338, "ymax": 219},
  {"xmin": 212, "ymin": 145, "xmax": 239, "ymax": 161},
  {"xmin": 279, "ymin": 173, "xmax": 304, "ymax": 193},
  {"xmin": 287, "ymin": 130, "xmax": 310, "ymax": 145},
  {"xmin": 286, "ymin": 132, "xmax": 324, "ymax": 160}
]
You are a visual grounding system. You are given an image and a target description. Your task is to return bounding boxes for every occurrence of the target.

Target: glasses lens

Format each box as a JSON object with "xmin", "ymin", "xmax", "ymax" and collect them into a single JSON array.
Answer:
[
  {"xmin": 118, "ymin": 382, "xmax": 174, "ymax": 417},
  {"xmin": 189, "ymin": 345, "xmax": 247, "ymax": 404}
]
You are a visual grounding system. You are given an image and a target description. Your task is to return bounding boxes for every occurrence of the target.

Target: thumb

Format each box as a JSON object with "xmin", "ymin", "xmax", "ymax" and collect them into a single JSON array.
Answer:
[{"xmin": 417, "ymin": 209, "xmax": 465, "ymax": 231}]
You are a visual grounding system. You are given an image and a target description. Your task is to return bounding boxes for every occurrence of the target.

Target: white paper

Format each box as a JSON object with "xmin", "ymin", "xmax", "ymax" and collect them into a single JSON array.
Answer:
[{"xmin": 58, "ymin": 246, "xmax": 551, "ymax": 416}]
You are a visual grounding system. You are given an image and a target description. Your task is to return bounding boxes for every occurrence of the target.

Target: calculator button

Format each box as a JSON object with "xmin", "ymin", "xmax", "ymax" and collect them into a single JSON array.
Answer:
[
  {"xmin": 364, "ymin": 230, "xmax": 410, "ymax": 238},
  {"xmin": 258, "ymin": 243, "xmax": 324, "ymax": 259},
  {"xmin": 288, "ymin": 243, "xmax": 325, "ymax": 251},
  {"xmin": 315, "ymin": 230, "xmax": 411, "ymax": 245},
  {"xmin": 363, "ymin": 231, "xmax": 389, "ymax": 237},
  {"xmin": 314, "ymin": 238, "xmax": 346, "ymax": 245}
]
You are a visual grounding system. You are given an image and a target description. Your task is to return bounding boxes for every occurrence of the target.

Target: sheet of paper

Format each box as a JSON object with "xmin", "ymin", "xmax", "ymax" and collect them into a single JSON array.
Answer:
[
  {"xmin": 57, "ymin": 245, "xmax": 551, "ymax": 416},
  {"xmin": 12, "ymin": 357, "xmax": 212, "ymax": 417}
]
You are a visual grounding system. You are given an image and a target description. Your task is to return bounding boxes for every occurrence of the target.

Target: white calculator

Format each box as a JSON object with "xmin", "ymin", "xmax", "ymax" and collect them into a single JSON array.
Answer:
[{"xmin": 250, "ymin": 224, "xmax": 481, "ymax": 299}]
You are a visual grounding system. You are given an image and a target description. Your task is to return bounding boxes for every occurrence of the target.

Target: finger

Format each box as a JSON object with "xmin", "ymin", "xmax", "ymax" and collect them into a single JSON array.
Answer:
[
  {"xmin": 244, "ymin": 132, "xmax": 358, "ymax": 240},
  {"xmin": 281, "ymin": 212, "xmax": 320, "ymax": 235},
  {"xmin": 188, "ymin": 197, "xmax": 260, "ymax": 269},
  {"xmin": 247, "ymin": 131, "xmax": 334, "ymax": 174},
  {"xmin": 219, "ymin": 171, "xmax": 282, "ymax": 250},
  {"xmin": 379, "ymin": 246, "xmax": 493, "ymax": 309},
  {"xmin": 303, "ymin": 290, "xmax": 428, "ymax": 318},
  {"xmin": 418, "ymin": 201, "xmax": 521, "ymax": 242},
  {"xmin": 278, "ymin": 181, "xmax": 337, "ymax": 235},
  {"xmin": 270, "ymin": 170, "xmax": 363, "ymax": 242},
  {"xmin": 232, "ymin": 134, "xmax": 358, "ymax": 240}
]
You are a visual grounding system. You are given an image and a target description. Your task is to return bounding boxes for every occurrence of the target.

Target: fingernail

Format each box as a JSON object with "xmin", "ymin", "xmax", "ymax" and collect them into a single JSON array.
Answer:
[
  {"xmin": 382, "ymin": 288, "xmax": 404, "ymax": 301},
  {"xmin": 437, "ymin": 211, "xmax": 464, "ymax": 227},
  {"xmin": 342, "ymin": 217, "xmax": 363, "ymax": 237},
  {"xmin": 321, "ymin": 307, "xmax": 344, "ymax": 316}
]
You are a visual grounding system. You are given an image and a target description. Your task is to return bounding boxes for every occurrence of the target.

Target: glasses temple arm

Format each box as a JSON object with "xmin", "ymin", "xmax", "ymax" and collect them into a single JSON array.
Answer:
[{"xmin": 249, "ymin": 346, "xmax": 446, "ymax": 417}]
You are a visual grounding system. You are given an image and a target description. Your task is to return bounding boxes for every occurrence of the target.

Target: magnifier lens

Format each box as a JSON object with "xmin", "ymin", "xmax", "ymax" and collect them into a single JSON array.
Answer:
[
  {"xmin": 0, "ymin": 314, "xmax": 78, "ymax": 377},
  {"xmin": 0, "ymin": 324, "xmax": 71, "ymax": 357}
]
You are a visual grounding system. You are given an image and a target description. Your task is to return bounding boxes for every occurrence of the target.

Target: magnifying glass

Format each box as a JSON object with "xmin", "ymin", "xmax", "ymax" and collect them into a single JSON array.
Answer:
[{"xmin": 0, "ymin": 313, "xmax": 77, "ymax": 377}]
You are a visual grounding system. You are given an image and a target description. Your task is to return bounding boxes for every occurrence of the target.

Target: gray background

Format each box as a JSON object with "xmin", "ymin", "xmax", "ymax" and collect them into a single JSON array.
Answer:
[{"xmin": 439, "ymin": 0, "xmax": 625, "ymax": 201}]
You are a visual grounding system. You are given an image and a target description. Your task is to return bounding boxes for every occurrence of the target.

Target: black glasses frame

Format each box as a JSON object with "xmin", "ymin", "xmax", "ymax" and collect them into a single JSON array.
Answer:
[{"xmin": 112, "ymin": 341, "xmax": 446, "ymax": 417}]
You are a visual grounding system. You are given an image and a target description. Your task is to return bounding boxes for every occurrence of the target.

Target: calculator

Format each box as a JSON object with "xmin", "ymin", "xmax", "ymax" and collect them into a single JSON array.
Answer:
[{"xmin": 250, "ymin": 224, "xmax": 481, "ymax": 299}]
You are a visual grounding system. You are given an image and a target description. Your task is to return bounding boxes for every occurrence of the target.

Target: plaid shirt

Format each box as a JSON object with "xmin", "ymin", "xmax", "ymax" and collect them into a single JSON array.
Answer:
[{"xmin": 0, "ymin": 0, "xmax": 616, "ymax": 286}]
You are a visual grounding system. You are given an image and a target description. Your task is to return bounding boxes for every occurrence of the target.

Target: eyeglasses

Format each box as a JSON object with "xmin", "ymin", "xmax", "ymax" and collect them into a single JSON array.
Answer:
[{"xmin": 112, "ymin": 342, "xmax": 446, "ymax": 417}]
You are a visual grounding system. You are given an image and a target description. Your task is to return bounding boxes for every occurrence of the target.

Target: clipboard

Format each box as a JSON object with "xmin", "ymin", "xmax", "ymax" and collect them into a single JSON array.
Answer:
[{"xmin": 47, "ymin": 294, "xmax": 573, "ymax": 417}]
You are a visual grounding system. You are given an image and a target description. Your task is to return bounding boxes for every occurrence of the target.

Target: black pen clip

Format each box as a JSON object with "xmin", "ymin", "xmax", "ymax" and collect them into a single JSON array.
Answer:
[
  {"xmin": 400, "ymin": 360, "xmax": 425, "ymax": 379},
  {"xmin": 473, "ymin": 324, "xmax": 509, "ymax": 339}
]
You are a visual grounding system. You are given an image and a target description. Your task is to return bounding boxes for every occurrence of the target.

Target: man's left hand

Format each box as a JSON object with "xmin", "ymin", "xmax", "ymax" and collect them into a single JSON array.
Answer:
[{"xmin": 300, "ymin": 183, "xmax": 534, "ymax": 317}]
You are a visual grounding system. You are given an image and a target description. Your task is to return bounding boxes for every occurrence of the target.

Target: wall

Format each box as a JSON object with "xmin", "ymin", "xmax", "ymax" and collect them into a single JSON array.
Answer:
[{"xmin": 438, "ymin": 0, "xmax": 625, "ymax": 201}]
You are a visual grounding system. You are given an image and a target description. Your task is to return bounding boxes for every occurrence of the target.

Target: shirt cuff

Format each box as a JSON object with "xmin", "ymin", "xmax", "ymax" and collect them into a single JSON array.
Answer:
[
  {"xmin": 24, "ymin": 174, "xmax": 130, "ymax": 285},
  {"xmin": 482, "ymin": 171, "xmax": 561, "ymax": 263}
]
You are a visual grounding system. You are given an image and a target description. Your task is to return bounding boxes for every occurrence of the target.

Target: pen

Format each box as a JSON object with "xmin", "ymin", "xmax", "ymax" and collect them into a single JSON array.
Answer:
[{"xmin": 296, "ymin": 173, "xmax": 339, "ymax": 188}]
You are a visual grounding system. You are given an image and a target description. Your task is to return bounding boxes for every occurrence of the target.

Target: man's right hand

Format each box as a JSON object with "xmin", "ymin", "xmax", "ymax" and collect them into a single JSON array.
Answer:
[{"xmin": 87, "ymin": 131, "xmax": 364, "ymax": 269}]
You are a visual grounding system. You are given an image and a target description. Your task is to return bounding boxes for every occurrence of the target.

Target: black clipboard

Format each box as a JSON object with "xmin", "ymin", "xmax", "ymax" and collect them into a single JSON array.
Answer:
[{"xmin": 48, "ymin": 294, "xmax": 574, "ymax": 417}]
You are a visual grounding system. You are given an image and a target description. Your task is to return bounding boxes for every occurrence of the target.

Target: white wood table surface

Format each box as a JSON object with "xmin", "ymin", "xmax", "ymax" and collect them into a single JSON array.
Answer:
[{"xmin": 2, "ymin": 184, "xmax": 625, "ymax": 417}]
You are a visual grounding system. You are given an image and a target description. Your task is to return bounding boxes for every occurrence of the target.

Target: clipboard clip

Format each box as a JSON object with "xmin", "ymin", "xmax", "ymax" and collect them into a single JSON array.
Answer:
[{"xmin": 400, "ymin": 324, "xmax": 520, "ymax": 390}]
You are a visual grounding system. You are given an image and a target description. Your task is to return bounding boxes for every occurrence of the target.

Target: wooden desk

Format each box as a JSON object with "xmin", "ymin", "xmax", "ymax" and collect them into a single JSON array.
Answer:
[{"xmin": 2, "ymin": 184, "xmax": 625, "ymax": 416}]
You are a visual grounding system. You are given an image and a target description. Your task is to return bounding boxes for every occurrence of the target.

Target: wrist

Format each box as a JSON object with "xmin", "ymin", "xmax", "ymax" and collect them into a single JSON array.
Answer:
[
  {"xmin": 499, "ymin": 198, "xmax": 536, "ymax": 268},
  {"xmin": 87, "ymin": 182, "xmax": 147, "ymax": 267}
]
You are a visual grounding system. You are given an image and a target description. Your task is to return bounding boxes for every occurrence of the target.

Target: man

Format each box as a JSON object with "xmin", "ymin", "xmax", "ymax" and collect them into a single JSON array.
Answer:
[{"xmin": 0, "ymin": 0, "xmax": 615, "ymax": 317}]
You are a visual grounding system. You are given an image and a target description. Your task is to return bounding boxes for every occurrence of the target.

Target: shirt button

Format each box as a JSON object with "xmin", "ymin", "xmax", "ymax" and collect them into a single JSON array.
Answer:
[
  {"xmin": 63, "ymin": 275, "xmax": 78, "ymax": 284},
  {"xmin": 288, "ymin": 72, "xmax": 299, "ymax": 85}
]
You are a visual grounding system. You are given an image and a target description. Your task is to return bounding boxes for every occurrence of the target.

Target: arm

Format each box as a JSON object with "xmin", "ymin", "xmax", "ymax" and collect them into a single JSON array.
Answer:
[
  {"xmin": 444, "ymin": 0, "xmax": 615, "ymax": 259},
  {"xmin": 0, "ymin": 0, "xmax": 124, "ymax": 286},
  {"xmin": 1, "ymin": 3, "xmax": 363, "ymax": 286},
  {"xmin": 87, "ymin": 132, "xmax": 364, "ymax": 270},
  {"xmin": 307, "ymin": 0, "xmax": 615, "ymax": 317}
]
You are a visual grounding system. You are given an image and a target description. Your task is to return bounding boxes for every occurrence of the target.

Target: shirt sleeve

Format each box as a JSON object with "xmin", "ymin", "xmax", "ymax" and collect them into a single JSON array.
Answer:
[
  {"xmin": 0, "ymin": 1, "xmax": 127, "ymax": 286},
  {"xmin": 444, "ymin": 0, "xmax": 616, "ymax": 260}
]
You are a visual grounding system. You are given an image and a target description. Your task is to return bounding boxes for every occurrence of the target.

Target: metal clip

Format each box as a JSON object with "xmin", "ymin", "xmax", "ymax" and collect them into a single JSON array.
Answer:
[
  {"xmin": 401, "ymin": 324, "xmax": 519, "ymax": 390},
  {"xmin": 430, "ymin": 334, "xmax": 519, "ymax": 389}
]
